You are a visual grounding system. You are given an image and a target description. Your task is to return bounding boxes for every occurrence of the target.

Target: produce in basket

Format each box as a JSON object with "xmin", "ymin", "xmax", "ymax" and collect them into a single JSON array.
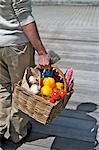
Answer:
[
  {"xmin": 38, "ymin": 67, "xmax": 68, "ymax": 102},
  {"xmin": 13, "ymin": 65, "xmax": 74, "ymax": 124},
  {"xmin": 21, "ymin": 67, "xmax": 40, "ymax": 93},
  {"xmin": 21, "ymin": 66, "xmax": 69, "ymax": 103}
]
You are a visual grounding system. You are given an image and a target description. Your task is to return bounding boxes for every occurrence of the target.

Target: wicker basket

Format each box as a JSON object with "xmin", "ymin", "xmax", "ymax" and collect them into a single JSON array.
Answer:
[{"xmin": 13, "ymin": 66, "xmax": 73, "ymax": 124}]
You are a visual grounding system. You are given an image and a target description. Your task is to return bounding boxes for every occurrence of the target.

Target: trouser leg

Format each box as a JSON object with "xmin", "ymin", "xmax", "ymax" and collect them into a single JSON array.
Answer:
[
  {"xmin": 0, "ymin": 49, "xmax": 12, "ymax": 149},
  {"xmin": 0, "ymin": 83, "xmax": 11, "ymax": 136},
  {"xmin": 0, "ymin": 43, "xmax": 35, "ymax": 143},
  {"xmin": 0, "ymin": 48, "xmax": 12, "ymax": 137}
]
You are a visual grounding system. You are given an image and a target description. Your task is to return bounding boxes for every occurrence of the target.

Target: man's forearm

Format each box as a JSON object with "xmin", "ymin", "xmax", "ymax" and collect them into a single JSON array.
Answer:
[{"xmin": 22, "ymin": 21, "xmax": 47, "ymax": 55}]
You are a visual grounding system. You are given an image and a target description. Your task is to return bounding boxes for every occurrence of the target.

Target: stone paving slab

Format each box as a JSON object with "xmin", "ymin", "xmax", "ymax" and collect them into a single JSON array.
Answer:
[
  {"xmin": 32, "ymin": 6, "xmax": 99, "ymax": 148},
  {"xmin": 32, "ymin": 5, "xmax": 99, "ymax": 42},
  {"xmin": 32, "ymin": 0, "xmax": 99, "ymax": 5}
]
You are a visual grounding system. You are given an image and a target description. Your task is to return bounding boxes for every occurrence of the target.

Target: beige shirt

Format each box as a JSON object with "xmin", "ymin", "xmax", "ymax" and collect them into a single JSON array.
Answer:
[{"xmin": 0, "ymin": 0, "xmax": 35, "ymax": 46}]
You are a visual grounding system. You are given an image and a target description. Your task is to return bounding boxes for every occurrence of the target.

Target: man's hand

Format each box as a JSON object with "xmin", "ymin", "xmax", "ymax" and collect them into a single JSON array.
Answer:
[{"xmin": 38, "ymin": 53, "xmax": 51, "ymax": 67}]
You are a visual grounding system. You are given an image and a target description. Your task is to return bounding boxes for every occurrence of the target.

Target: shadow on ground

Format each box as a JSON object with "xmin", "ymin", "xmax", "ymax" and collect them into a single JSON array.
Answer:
[
  {"xmin": 2, "ymin": 102, "xmax": 98, "ymax": 150},
  {"xmin": 50, "ymin": 102, "xmax": 98, "ymax": 150}
]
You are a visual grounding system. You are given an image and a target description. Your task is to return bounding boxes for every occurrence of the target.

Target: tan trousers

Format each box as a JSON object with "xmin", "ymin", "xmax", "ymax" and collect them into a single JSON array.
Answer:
[{"xmin": 0, "ymin": 43, "xmax": 35, "ymax": 143}]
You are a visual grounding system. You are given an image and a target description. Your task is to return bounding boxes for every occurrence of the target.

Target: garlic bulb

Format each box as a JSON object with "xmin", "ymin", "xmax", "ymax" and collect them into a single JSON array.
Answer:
[
  {"xmin": 30, "ymin": 84, "xmax": 40, "ymax": 94},
  {"xmin": 28, "ymin": 76, "xmax": 36, "ymax": 84}
]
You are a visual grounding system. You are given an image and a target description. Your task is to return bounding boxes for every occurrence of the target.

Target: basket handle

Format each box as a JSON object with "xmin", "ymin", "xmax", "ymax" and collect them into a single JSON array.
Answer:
[{"xmin": 51, "ymin": 65, "xmax": 67, "ymax": 92}]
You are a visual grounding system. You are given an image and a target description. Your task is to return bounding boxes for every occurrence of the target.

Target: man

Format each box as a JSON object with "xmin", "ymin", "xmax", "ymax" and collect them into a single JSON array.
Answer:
[{"xmin": 0, "ymin": 0, "xmax": 50, "ymax": 149}]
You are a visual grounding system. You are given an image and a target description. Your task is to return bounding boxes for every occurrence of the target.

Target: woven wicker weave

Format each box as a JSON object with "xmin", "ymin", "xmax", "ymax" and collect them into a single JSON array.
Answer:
[{"xmin": 13, "ymin": 66, "xmax": 72, "ymax": 124}]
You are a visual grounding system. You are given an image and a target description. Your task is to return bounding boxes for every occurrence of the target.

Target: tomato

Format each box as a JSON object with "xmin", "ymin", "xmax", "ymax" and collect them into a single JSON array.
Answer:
[
  {"xmin": 49, "ymin": 97, "xmax": 55, "ymax": 103},
  {"xmin": 52, "ymin": 88, "xmax": 59, "ymax": 93},
  {"xmin": 52, "ymin": 89, "xmax": 60, "ymax": 100},
  {"xmin": 60, "ymin": 90, "xmax": 67, "ymax": 98}
]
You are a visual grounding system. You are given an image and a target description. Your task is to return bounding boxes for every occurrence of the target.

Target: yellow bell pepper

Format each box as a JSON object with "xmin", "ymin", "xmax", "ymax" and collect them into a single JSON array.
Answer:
[
  {"xmin": 40, "ymin": 85, "xmax": 52, "ymax": 96},
  {"xmin": 43, "ymin": 77, "xmax": 56, "ymax": 88},
  {"xmin": 56, "ymin": 82, "xmax": 64, "ymax": 90}
]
